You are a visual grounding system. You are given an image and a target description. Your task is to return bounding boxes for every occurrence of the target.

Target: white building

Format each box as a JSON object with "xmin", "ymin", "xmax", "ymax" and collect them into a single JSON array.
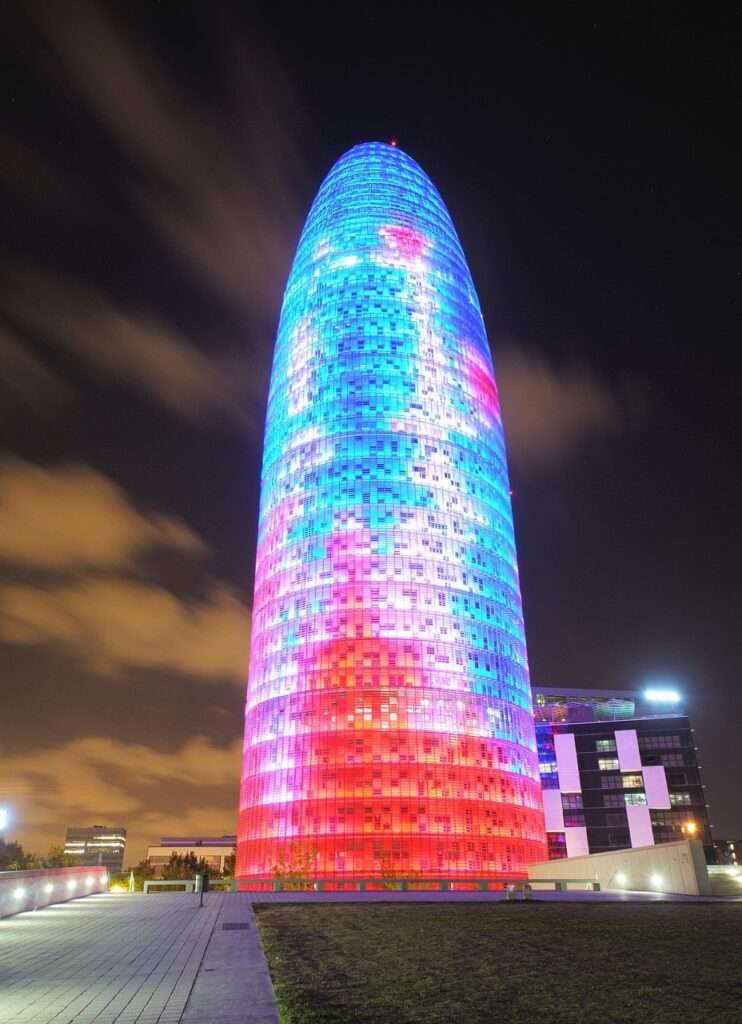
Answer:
[{"xmin": 146, "ymin": 835, "xmax": 236, "ymax": 876}]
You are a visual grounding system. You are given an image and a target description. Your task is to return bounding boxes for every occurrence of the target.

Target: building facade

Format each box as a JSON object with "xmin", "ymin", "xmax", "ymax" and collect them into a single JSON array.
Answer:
[
  {"xmin": 534, "ymin": 688, "xmax": 712, "ymax": 861},
  {"xmin": 146, "ymin": 836, "xmax": 236, "ymax": 877},
  {"xmin": 237, "ymin": 142, "xmax": 546, "ymax": 880},
  {"xmin": 64, "ymin": 825, "xmax": 127, "ymax": 873}
]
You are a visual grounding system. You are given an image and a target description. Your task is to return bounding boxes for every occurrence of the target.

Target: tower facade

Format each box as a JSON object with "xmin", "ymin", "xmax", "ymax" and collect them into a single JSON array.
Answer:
[{"xmin": 237, "ymin": 143, "xmax": 545, "ymax": 879}]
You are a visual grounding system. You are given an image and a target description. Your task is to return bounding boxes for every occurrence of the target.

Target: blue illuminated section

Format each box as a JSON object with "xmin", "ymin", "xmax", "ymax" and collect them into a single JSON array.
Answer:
[{"xmin": 238, "ymin": 142, "xmax": 546, "ymax": 880}]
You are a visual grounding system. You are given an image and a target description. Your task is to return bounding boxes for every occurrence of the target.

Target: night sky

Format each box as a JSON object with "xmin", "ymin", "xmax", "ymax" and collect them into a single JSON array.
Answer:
[{"xmin": 1, "ymin": 3, "xmax": 740, "ymax": 863}]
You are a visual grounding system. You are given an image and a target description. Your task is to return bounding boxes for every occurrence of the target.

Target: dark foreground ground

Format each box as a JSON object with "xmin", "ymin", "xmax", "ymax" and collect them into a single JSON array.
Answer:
[{"xmin": 255, "ymin": 901, "xmax": 742, "ymax": 1024}]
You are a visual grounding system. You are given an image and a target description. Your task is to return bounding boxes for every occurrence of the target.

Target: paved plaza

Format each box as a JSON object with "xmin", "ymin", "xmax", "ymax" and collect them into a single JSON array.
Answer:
[
  {"xmin": 2, "ymin": 887, "xmax": 736, "ymax": 1024},
  {"xmin": 0, "ymin": 893, "xmax": 278, "ymax": 1024}
]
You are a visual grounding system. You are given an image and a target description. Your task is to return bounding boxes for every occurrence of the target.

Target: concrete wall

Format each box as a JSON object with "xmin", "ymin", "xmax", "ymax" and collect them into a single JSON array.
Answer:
[
  {"xmin": 527, "ymin": 838, "xmax": 710, "ymax": 896},
  {"xmin": 0, "ymin": 866, "xmax": 108, "ymax": 918}
]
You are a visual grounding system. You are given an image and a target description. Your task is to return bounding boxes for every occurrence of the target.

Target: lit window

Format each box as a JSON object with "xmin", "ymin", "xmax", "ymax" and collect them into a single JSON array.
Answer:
[
  {"xmin": 624, "ymin": 793, "xmax": 648, "ymax": 806},
  {"xmin": 596, "ymin": 739, "xmax": 616, "ymax": 753},
  {"xmin": 622, "ymin": 774, "xmax": 643, "ymax": 789},
  {"xmin": 598, "ymin": 758, "xmax": 620, "ymax": 770},
  {"xmin": 669, "ymin": 791, "xmax": 692, "ymax": 806}
]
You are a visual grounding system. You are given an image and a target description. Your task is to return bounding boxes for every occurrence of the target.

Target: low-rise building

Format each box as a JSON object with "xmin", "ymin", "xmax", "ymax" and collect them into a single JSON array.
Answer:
[
  {"xmin": 532, "ymin": 687, "xmax": 713, "ymax": 862},
  {"xmin": 146, "ymin": 836, "xmax": 236, "ymax": 877}
]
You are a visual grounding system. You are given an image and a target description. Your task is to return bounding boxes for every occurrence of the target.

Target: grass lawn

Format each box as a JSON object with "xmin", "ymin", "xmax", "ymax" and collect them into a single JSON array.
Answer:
[{"xmin": 255, "ymin": 901, "xmax": 742, "ymax": 1024}]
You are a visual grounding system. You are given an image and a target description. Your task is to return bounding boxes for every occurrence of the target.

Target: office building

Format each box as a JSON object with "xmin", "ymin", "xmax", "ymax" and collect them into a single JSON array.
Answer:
[
  {"xmin": 237, "ymin": 142, "xmax": 546, "ymax": 880},
  {"xmin": 533, "ymin": 687, "xmax": 712, "ymax": 861},
  {"xmin": 146, "ymin": 836, "xmax": 236, "ymax": 877},
  {"xmin": 64, "ymin": 825, "xmax": 127, "ymax": 873}
]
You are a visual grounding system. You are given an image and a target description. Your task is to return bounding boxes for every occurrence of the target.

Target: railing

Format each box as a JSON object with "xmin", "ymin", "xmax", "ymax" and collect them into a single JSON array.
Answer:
[
  {"xmin": 141, "ymin": 875, "xmax": 601, "ymax": 896},
  {"xmin": 0, "ymin": 866, "xmax": 108, "ymax": 919},
  {"xmin": 233, "ymin": 876, "xmax": 601, "ymax": 893},
  {"xmin": 143, "ymin": 879, "xmax": 197, "ymax": 893}
]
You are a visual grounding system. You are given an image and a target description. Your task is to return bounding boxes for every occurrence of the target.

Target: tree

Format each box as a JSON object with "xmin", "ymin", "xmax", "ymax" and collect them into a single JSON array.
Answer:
[
  {"xmin": 0, "ymin": 838, "xmax": 36, "ymax": 870},
  {"xmin": 161, "ymin": 852, "xmax": 210, "ymax": 880},
  {"xmin": 272, "ymin": 843, "xmax": 318, "ymax": 887},
  {"xmin": 109, "ymin": 858, "xmax": 155, "ymax": 892},
  {"xmin": 45, "ymin": 846, "xmax": 79, "ymax": 868}
]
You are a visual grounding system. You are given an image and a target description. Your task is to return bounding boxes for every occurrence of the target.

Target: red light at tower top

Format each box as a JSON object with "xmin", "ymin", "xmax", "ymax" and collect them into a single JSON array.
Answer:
[{"xmin": 237, "ymin": 141, "xmax": 546, "ymax": 882}]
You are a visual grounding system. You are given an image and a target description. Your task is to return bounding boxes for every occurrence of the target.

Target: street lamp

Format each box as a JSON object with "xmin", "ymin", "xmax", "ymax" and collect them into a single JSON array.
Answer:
[
  {"xmin": 682, "ymin": 820, "xmax": 698, "ymax": 837},
  {"xmin": 0, "ymin": 807, "xmax": 9, "ymax": 832}
]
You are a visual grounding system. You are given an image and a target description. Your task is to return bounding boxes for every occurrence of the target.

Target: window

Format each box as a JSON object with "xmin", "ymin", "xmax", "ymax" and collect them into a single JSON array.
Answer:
[
  {"xmin": 603, "ymin": 793, "xmax": 626, "ymax": 808},
  {"xmin": 605, "ymin": 812, "xmax": 627, "ymax": 826},
  {"xmin": 596, "ymin": 739, "xmax": 616, "ymax": 753},
  {"xmin": 601, "ymin": 775, "xmax": 623, "ymax": 790},
  {"xmin": 624, "ymin": 792, "xmax": 648, "ymax": 806},
  {"xmin": 598, "ymin": 758, "xmax": 620, "ymax": 771},
  {"xmin": 622, "ymin": 774, "xmax": 643, "ymax": 789},
  {"xmin": 563, "ymin": 812, "xmax": 585, "ymax": 827},
  {"xmin": 669, "ymin": 791, "xmax": 692, "ymax": 806},
  {"xmin": 661, "ymin": 753, "xmax": 685, "ymax": 767},
  {"xmin": 561, "ymin": 794, "xmax": 583, "ymax": 809},
  {"xmin": 638, "ymin": 735, "xmax": 682, "ymax": 750}
]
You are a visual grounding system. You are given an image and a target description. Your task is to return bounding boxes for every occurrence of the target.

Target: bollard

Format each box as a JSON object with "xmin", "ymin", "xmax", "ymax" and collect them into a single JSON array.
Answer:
[{"xmin": 197, "ymin": 872, "xmax": 209, "ymax": 907}]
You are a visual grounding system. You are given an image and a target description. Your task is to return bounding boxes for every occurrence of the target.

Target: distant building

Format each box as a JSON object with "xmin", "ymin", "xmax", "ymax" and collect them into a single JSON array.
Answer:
[
  {"xmin": 146, "ymin": 836, "xmax": 236, "ymax": 877},
  {"xmin": 713, "ymin": 838, "xmax": 741, "ymax": 865},
  {"xmin": 533, "ymin": 687, "xmax": 713, "ymax": 862},
  {"xmin": 64, "ymin": 825, "xmax": 127, "ymax": 873}
]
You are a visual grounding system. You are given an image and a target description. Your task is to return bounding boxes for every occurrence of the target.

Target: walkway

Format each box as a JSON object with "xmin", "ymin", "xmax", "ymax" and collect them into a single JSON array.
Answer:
[{"xmin": 0, "ymin": 893, "xmax": 278, "ymax": 1024}]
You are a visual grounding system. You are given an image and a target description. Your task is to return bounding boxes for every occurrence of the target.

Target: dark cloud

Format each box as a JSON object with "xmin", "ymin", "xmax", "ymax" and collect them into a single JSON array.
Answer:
[
  {"xmin": 28, "ymin": 1, "xmax": 306, "ymax": 315},
  {"xmin": 0, "ymin": 325, "xmax": 72, "ymax": 412},
  {"xmin": 496, "ymin": 345, "xmax": 627, "ymax": 466},
  {"xmin": 0, "ymin": 267, "xmax": 267, "ymax": 432}
]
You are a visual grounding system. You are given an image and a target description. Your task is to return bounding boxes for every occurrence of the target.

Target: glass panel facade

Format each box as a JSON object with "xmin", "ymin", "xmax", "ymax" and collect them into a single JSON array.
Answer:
[{"xmin": 236, "ymin": 143, "xmax": 546, "ymax": 879}]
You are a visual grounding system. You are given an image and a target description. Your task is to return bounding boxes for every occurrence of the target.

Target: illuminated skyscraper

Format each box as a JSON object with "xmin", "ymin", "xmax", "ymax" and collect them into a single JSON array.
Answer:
[{"xmin": 237, "ymin": 142, "xmax": 546, "ymax": 880}]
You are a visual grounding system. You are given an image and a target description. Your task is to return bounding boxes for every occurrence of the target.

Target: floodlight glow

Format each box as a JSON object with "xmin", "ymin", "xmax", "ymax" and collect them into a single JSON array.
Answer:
[
  {"xmin": 615, "ymin": 872, "xmax": 627, "ymax": 886},
  {"xmin": 0, "ymin": 808, "xmax": 9, "ymax": 830},
  {"xmin": 236, "ymin": 141, "xmax": 547, "ymax": 880},
  {"xmin": 67, "ymin": 880, "xmax": 77, "ymax": 890},
  {"xmin": 650, "ymin": 873, "xmax": 663, "ymax": 887},
  {"xmin": 43, "ymin": 883, "xmax": 54, "ymax": 894},
  {"xmin": 644, "ymin": 688, "xmax": 681, "ymax": 703},
  {"xmin": 85, "ymin": 875, "xmax": 94, "ymax": 885},
  {"xmin": 13, "ymin": 887, "xmax": 25, "ymax": 899}
]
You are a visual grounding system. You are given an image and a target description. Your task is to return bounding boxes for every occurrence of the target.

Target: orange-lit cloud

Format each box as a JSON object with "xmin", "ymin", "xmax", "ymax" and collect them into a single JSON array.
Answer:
[
  {"xmin": 0, "ymin": 457, "xmax": 205, "ymax": 570},
  {"xmin": 0, "ymin": 578, "xmax": 249, "ymax": 683},
  {"xmin": 4, "ymin": 735, "xmax": 242, "ymax": 863}
]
